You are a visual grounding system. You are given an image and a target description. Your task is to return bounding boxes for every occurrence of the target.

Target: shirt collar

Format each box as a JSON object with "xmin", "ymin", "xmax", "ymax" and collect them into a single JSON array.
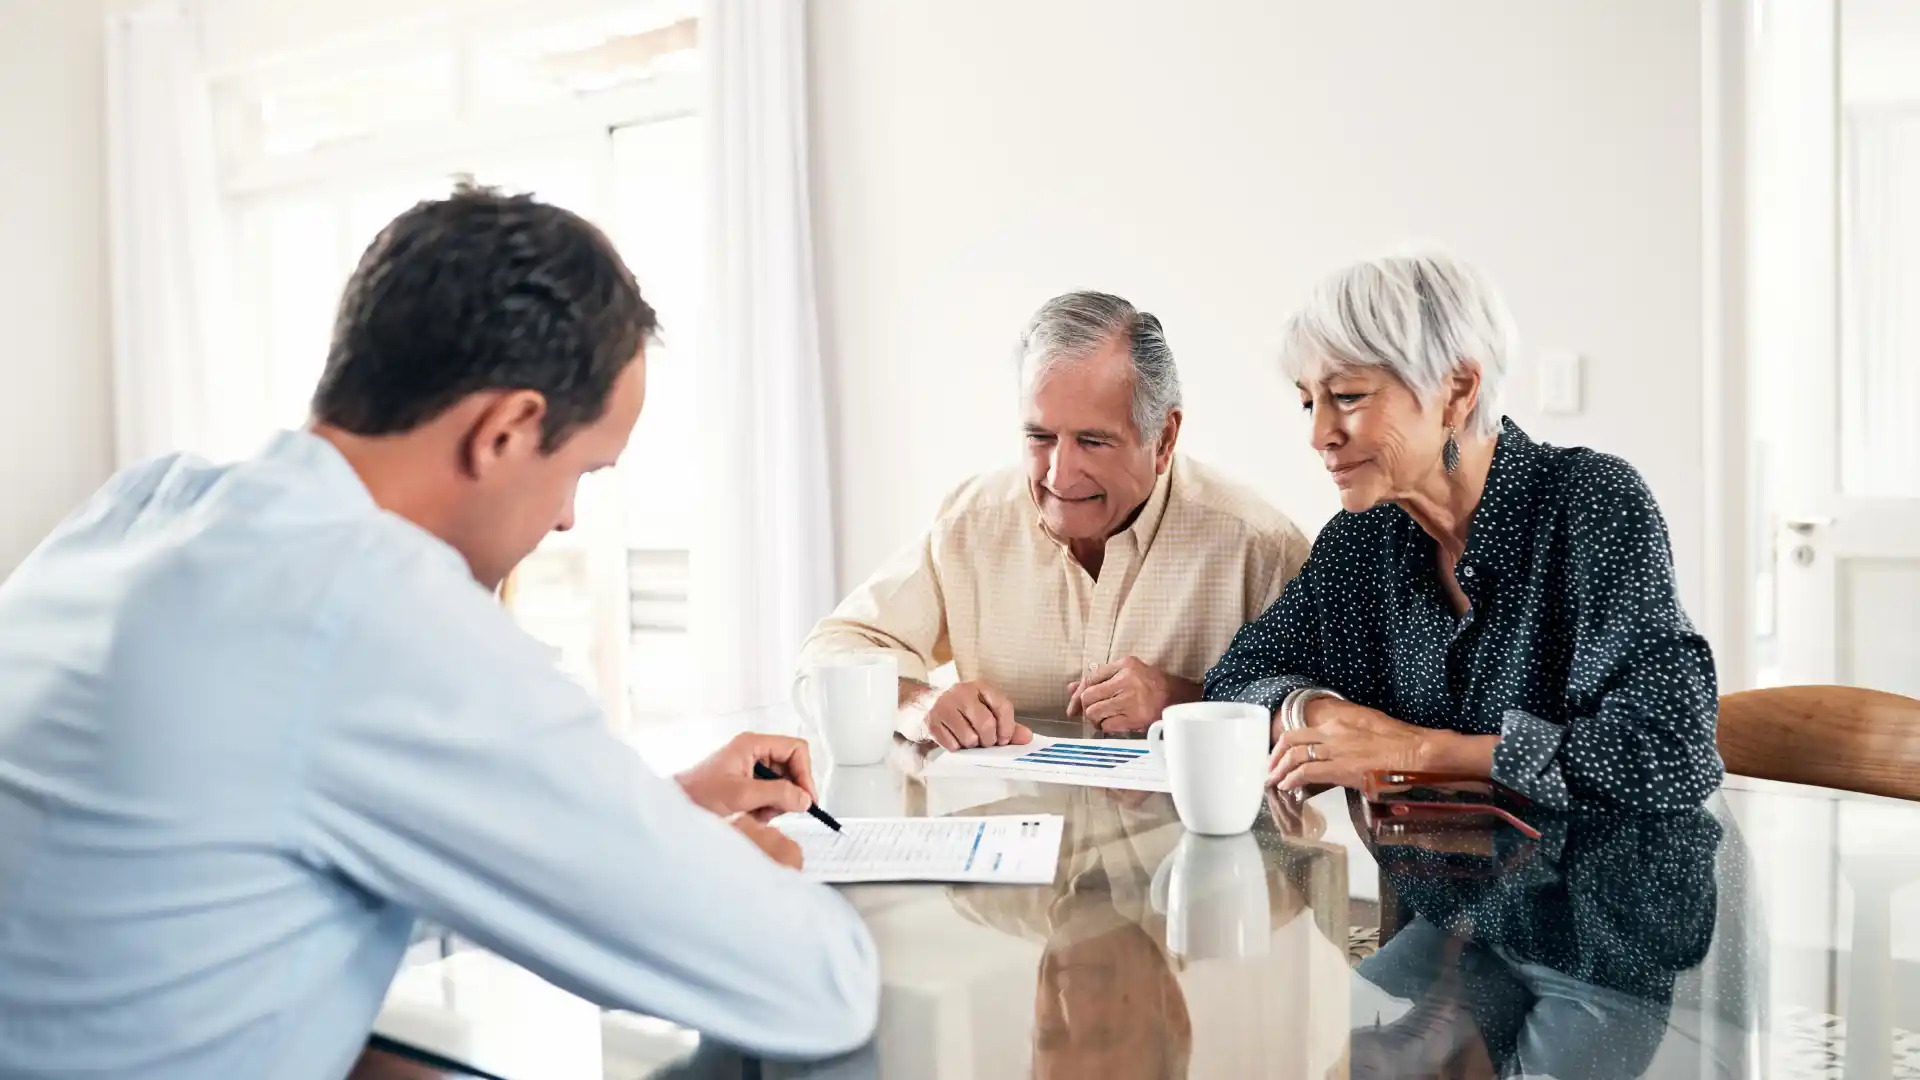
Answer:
[
  {"xmin": 1035, "ymin": 457, "xmax": 1177, "ymax": 557},
  {"xmin": 1120, "ymin": 459, "xmax": 1176, "ymax": 553},
  {"xmin": 261, "ymin": 429, "xmax": 380, "ymax": 511},
  {"xmin": 1460, "ymin": 417, "xmax": 1544, "ymax": 585},
  {"xmin": 260, "ymin": 429, "xmax": 475, "ymax": 581}
]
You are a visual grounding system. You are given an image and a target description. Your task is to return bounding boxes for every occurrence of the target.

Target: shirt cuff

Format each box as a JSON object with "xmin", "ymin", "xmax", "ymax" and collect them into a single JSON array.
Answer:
[
  {"xmin": 894, "ymin": 707, "xmax": 933, "ymax": 743},
  {"xmin": 1492, "ymin": 709, "xmax": 1572, "ymax": 810}
]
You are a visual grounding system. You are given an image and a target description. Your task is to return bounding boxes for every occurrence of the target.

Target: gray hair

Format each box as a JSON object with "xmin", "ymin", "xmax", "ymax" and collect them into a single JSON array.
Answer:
[
  {"xmin": 1018, "ymin": 291, "xmax": 1182, "ymax": 440},
  {"xmin": 1278, "ymin": 249, "xmax": 1516, "ymax": 438}
]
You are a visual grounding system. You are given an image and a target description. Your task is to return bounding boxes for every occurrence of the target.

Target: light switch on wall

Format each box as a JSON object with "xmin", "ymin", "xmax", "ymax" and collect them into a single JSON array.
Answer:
[{"xmin": 1539, "ymin": 351, "xmax": 1583, "ymax": 415}]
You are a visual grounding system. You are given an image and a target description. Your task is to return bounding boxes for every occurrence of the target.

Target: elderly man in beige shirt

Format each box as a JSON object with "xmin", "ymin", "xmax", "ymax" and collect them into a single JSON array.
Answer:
[{"xmin": 798, "ymin": 291, "xmax": 1309, "ymax": 751}]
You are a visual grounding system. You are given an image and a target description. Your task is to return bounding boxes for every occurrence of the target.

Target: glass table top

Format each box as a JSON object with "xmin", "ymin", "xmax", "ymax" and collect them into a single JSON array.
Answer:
[{"xmin": 365, "ymin": 709, "xmax": 1920, "ymax": 1080}]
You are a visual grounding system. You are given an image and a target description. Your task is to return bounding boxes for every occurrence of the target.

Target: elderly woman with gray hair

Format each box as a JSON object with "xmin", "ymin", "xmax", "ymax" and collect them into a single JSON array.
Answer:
[{"xmin": 1203, "ymin": 251, "xmax": 1723, "ymax": 812}]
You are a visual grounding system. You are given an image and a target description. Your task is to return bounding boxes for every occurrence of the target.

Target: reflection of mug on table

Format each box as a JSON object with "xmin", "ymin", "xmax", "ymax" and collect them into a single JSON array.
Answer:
[
  {"xmin": 1151, "ymin": 833, "xmax": 1271, "ymax": 961},
  {"xmin": 819, "ymin": 763, "xmax": 903, "ymax": 818}
]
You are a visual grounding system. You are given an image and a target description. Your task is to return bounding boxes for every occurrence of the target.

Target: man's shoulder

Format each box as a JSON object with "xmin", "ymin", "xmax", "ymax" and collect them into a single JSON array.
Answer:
[
  {"xmin": 929, "ymin": 466, "xmax": 1034, "ymax": 531},
  {"xmin": 78, "ymin": 451, "xmax": 469, "ymax": 643},
  {"xmin": 0, "ymin": 457, "xmax": 452, "ymax": 717},
  {"xmin": 50, "ymin": 451, "xmax": 231, "ymax": 545},
  {"xmin": 1166, "ymin": 456, "xmax": 1308, "ymax": 549}
]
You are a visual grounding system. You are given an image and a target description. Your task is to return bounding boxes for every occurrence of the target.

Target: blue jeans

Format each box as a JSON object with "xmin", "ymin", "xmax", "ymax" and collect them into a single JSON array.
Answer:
[{"xmin": 1352, "ymin": 915, "xmax": 1675, "ymax": 1080}]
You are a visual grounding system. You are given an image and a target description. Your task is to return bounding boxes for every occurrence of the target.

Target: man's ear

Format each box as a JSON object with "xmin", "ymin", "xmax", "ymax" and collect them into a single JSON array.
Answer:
[
  {"xmin": 459, "ymin": 390, "xmax": 549, "ymax": 480},
  {"xmin": 1153, "ymin": 408, "xmax": 1183, "ymax": 473}
]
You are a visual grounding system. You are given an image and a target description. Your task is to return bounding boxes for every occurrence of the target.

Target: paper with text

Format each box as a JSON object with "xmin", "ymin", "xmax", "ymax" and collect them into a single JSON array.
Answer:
[
  {"xmin": 774, "ymin": 815, "xmax": 1064, "ymax": 884},
  {"xmin": 919, "ymin": 734, "xmax": 1170, "ymax": 792}
]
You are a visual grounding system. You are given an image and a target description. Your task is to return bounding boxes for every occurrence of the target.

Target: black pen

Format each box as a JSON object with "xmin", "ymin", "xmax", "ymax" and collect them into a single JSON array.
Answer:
[{"xmin": 753, "ymin": 761, "xmax": 843, "ymax": 833}]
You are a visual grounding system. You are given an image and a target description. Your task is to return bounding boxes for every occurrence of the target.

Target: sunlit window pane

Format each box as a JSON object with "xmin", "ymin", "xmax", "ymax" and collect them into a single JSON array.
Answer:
[
  {"xmin": 222, "ymin": 91, "xmax": 703, "ymax": 725},
  {"xmin": 472, "ymin": 2, "xmax": 699, "ymax": 108},
  {"xmin": 254, "ymin": 199, "xmax": 339, "ymax": 431},
  {"xmin": 229, "ymin": 52, "xmax": 458, "ymax": 162}
]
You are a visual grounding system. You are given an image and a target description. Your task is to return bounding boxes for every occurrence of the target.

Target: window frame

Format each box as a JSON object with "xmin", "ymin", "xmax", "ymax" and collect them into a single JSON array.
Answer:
[{"xmin": 210, "ymin": 15, "xmax": 702, "ymax": 733}]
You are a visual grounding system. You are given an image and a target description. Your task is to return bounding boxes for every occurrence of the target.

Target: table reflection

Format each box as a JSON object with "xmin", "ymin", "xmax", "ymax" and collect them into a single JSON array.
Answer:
[
  {"xmin": 949, "ymin": 788, "xmax": 1193, "ymax": 1080},
  {"xmin": 1354, "ymin": 807, "xmax": 1747, "ymax": 1079},
  {"xmin": 929, "ymin": 782, "xmax": 1347, "ymax": 1080}
]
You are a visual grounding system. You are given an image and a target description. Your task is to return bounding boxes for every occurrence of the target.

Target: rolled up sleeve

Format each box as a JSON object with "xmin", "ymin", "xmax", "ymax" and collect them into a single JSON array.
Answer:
[
  {"xmin": 1493, "ymin": 462, "xmax": 1724, "ymax": 812},
  {"xmin": 796, "ymin": 530, "xmax": 951, "ymax": 688}
]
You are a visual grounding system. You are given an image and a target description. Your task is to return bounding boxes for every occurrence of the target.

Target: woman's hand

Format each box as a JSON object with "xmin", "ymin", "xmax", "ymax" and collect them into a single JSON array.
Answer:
[{"xmin": 1269, "ymin": 698, "xmax": 1460, "ymax": 791}]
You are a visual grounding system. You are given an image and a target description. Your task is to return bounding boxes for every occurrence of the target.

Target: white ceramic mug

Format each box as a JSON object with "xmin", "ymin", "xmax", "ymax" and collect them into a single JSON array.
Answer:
[
  {"xmin": 806, "ymin": 652, "xmax": 898, "ymax": 766},
  {"xmin": 1151, "ymin": 832, "xmax": 1271, "ymax": 960},
  {"xmin": 1146, "ymin": 701, "xmax": 1269, "ymax": 835}
]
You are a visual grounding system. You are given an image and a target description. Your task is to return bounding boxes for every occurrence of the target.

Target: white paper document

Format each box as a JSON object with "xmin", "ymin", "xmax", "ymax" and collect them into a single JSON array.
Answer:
[
  {"xmin": 774, "ymin": 815, "xmax": 1065, "ymax": 884},
  {"xmin": 919, "ymin": 734, "xmax": 1171, "ymax": 792}
]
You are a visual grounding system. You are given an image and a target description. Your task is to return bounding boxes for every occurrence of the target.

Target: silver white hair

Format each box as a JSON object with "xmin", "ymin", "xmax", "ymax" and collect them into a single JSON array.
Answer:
[
  {"xmin": 1018, "ymin": 291, "xmax": 1182, "ymax": 440},
  {"xmin": 1278, "ymin": 249, "xmax": 1516, "ymax": 438}
]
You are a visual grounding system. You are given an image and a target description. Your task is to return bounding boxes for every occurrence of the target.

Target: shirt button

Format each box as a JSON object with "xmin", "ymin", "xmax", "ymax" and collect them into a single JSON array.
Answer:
[{"xmin": 1462, "ymin": 565, "xmax": 1476, "ymax": 578}]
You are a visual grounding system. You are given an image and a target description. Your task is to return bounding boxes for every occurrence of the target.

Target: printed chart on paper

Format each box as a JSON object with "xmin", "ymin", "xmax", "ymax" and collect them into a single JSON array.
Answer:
[{"xmin": 920, "ymin": 734, "xmax": 1170, "ymax": 792}]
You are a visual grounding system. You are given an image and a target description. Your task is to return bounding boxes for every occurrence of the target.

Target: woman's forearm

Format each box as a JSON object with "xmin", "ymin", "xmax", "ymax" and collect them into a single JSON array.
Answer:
[{"xmin": 1422, "ymin": 731, "xmax": 1499, "ymax": 778}]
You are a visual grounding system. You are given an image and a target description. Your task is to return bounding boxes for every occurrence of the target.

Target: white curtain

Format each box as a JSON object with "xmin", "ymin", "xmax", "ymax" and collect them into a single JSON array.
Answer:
[
  {"xmin": 690, "ymin": 0, "xmax": 838, "ymax": 712},
  {"xmin": 105, "ymin": 1, "xmax": 233, "ymax": 466},
  {"xmin": 1840, "ymin": 109, "xmax": 1920, "ymax": 498}
]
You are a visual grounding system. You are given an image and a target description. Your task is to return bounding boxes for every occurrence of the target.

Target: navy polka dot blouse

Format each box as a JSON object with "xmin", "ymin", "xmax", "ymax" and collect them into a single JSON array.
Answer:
[{"xmin": 1204, "ymin": 419, "xmax": 1724, "ymax": 812}]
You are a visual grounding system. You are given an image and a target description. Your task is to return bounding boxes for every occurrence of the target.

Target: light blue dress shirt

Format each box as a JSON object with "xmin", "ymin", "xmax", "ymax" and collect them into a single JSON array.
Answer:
[{"xmin": 0, "ymin": 431, "xmax": 878, "ymax": 1079}]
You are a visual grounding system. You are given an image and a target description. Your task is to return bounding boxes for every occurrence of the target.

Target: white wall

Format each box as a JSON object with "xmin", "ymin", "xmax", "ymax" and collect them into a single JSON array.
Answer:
[
  {"xmin": 0, "ymin": 0, "xmax": 115, "ymax": 574},
  {"xmin": 809, "ymin": 0, "xmax": 1709, "ymax": 620}
]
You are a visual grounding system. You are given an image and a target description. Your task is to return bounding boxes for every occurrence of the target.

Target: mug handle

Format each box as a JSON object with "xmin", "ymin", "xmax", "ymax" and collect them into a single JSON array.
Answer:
[
  {"xmin": 1146, "ymin": 720, "xmax": 1165, "ymax": 751},
  {"xmin": 1148, "ymin": 847, "xmax": 1174, "ymax": 915},
  {"xmin": 791, "ymin": 671, "xmax": 820, "ymax": 727}
]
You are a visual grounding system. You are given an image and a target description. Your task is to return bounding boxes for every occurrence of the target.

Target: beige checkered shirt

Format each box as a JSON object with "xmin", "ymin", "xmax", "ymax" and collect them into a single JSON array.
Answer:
[{"xmin": 797, "ymin": 455, "xmax": 1310, "ymax": 724}]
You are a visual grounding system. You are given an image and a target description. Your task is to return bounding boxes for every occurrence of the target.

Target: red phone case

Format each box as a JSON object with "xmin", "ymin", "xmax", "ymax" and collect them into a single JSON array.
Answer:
[{"xmin": 1360, "ymin": 771, "xmax": 1542, "ymax": 840}]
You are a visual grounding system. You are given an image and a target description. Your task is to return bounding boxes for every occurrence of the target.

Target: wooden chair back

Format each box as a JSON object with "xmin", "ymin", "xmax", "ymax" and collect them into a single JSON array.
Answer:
[{"xmin": 1717, "ymin": 685, "xmax": 1920, "ymax": 801}]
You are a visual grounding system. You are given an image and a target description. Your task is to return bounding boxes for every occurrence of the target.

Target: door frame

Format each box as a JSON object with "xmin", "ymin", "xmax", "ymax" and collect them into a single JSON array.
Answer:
[{"xmin": 1700, "ymin": 0, "xmax": 1756, "ymax": 693}]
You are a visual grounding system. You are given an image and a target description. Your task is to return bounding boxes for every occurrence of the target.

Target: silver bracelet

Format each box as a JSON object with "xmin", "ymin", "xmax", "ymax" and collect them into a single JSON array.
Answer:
[{"xmin": 1279, "ymin": 686, "xmax": 1345, "ymax": 733}]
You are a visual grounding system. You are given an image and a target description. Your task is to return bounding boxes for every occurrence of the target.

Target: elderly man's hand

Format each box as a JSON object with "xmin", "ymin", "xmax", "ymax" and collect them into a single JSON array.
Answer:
[
  {"xmin": 1066, "ymin": 657, "xmax": 1201, "ymax": 734},
  {"xmin": 923, "ymin": 680, "xmax": 1033, "ymax": 751}
]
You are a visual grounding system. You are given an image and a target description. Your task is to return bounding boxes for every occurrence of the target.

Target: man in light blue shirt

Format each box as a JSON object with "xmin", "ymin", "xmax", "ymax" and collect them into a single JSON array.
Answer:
[{"xmin": 0, "ymin": 187, "xmax": 879, "ymax": 1079}]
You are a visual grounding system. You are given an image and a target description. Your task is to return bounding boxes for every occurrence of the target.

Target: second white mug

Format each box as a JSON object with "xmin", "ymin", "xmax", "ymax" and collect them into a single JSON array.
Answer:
[
  {"xmin": 807, "ymin": 652, "xmax": 898, "ymax": 766},
  {"xmin": 1146, "ymin": 701, "xmax": 1269, "ymax": 835}
]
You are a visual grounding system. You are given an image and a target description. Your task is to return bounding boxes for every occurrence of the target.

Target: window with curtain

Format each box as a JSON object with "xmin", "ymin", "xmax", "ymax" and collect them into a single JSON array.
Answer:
[{"xmin": 212, "ymin": 1, "xmax": 701, "ymax": 730}]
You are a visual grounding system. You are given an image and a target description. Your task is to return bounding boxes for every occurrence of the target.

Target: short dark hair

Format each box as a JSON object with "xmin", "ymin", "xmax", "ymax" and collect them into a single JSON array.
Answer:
[{"xmin": 312, "ymin": 184, "xmax": 657, "ymax": 450}]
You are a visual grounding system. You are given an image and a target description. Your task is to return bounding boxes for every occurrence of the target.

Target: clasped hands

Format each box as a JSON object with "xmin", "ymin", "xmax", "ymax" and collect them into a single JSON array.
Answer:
[{"xmin": 917, "ymin": 656, "xmax": 1200, "ymax": 750}]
